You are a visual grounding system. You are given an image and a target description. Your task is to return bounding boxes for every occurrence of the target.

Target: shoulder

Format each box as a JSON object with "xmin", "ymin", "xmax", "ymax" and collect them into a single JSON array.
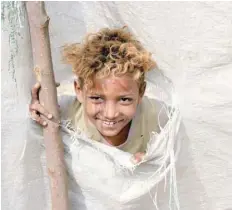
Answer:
[
  {"xmin": 141, "ymin": 96, "xmax": 169, "ymax": 131},
  {"xmin": 142, "ymin": 96, "xmax": 165, "ymax": 111}
]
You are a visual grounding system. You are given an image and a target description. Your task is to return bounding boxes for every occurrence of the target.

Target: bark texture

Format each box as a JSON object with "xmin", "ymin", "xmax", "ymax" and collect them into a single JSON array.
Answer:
[{"xmin": 26, "ymin": 2, "xmax": 69, "ymax": 210}]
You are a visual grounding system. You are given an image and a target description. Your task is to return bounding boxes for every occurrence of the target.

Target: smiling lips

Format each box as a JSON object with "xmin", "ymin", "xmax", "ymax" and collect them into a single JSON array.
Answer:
[{"xmin": 97, "ymin": 119, "xmax": 124, "ymax": 127}]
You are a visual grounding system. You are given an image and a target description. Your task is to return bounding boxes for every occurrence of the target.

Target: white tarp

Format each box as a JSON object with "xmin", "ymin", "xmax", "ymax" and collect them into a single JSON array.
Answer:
[{"xmin": 2, "ymin": 1, "xmax": 232, "ymax": 210}]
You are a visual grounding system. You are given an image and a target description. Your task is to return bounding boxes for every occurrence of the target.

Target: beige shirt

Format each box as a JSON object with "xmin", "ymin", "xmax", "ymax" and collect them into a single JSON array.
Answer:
[{"xmin": 64, "ymin": 96, "xmax": 162, "ymax": 154}]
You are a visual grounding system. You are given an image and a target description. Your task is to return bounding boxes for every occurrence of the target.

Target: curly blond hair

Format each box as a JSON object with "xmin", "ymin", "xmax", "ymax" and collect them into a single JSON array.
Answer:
[{"xmin": 62, "ymin": 27, "xmax": 156, "ymax": 94}]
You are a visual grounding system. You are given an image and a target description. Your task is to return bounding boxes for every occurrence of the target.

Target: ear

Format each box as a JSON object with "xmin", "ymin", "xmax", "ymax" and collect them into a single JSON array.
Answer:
[{"xmin": 74, "ymin": 80, "xmax": 84, "ymax": 103}]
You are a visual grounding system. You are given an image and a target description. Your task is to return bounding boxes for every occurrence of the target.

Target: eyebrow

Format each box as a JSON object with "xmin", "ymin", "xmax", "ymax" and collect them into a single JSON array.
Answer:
[
  {"xmin": 118, "ymin": 94, "xmax": 135, "ymax": 97},
  {"xmin": 88, "ymin": 93, "xmax": 135, "ymax": 98}
]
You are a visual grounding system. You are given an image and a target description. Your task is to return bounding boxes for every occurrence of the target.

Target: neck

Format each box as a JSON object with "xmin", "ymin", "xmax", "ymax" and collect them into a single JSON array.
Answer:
[{"xmin": 103, "ymin": 121, "xmax": 132, "ymax": 146}]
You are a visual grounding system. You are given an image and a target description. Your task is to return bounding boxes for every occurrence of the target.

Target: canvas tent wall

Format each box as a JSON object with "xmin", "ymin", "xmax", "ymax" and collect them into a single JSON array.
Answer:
[{"xmin": 2, "ymin": 2, "xmax": 232, "ymax": 210}]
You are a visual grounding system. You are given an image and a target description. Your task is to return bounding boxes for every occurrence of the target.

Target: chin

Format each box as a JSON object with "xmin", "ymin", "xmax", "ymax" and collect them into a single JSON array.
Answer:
[
  {"xmin": 99, "ymin": 130, "xmax": 120, "ymax": 137},
  {"xmin": 97, "ymin": 128, "xmax": 121, "ymax": 137}
]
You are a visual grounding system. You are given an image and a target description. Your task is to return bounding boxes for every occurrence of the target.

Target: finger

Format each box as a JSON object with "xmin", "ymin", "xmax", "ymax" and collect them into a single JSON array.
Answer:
[
  {"xmin": 31, "ymin": 82, "xmax": 41, "ymax": 101},
  {"xmin": 134, "ymin": 152, "xmax": 145, "ymax": 162},
  {"xmin": 30, "ymin": 103, "xmax": 53, "ymax": 119},
  {"xmin": 31, "ymin": 110, "xmax": 48, "ymax": 127},
  {"xmin": 131, "ymin": 152, "xmax": 145, "ymax": 164}
]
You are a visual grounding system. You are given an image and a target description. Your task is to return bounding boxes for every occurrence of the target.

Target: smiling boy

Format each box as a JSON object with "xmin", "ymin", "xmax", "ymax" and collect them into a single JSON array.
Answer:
[{"xmin": 29, "ymin": 27, "xmax": 160, "ymax": 162}]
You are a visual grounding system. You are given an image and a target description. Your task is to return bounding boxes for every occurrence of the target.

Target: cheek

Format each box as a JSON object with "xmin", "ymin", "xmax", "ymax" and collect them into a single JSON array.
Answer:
[{"xmin": 84, "ymin": 102, "xmax": 101, "ymax": 118}]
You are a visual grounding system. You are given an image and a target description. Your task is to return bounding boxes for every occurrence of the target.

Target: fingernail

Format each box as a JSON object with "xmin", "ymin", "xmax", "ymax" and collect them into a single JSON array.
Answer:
[
  {"xmin": 35, "ymin": 83, "xmax": 40, "ymax": 88},
  {"xmin": 43, "ymin": 121, "xmax": 47, "ymax": 126},
  {"xmin": 48, "ymin": 114, "xmax": 52, "ymax": 119}
]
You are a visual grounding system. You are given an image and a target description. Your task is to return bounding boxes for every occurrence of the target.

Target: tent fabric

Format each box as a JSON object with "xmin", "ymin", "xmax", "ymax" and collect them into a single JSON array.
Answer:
[{"xmin": 2, "ymin": 1, "xmax": 232, "ymax": 210}]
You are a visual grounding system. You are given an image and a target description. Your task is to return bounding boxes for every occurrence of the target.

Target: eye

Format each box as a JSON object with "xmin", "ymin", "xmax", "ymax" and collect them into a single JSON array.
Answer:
[
  {"xmin": 120, "ymin": 97, "xmax": 133, "ymax": 103},
  {"xmin": 89, "ymin": 96, "xmax": 103, "ymax": 103}
]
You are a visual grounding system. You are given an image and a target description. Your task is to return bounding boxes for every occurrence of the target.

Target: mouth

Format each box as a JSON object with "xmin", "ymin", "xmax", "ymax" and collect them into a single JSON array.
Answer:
[
  {"xmin": 103, "ymin": 121, "xmax": 117, "ymax": 125},
  {"xmin": 97, "ymin": 119, "xmax": 124, "ymax": 127}
]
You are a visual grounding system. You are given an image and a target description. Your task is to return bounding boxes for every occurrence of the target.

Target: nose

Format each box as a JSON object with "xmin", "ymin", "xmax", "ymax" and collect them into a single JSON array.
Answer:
[{"xmin": 102, "ymin": 101, "xmax": 119, "ymax": 120}]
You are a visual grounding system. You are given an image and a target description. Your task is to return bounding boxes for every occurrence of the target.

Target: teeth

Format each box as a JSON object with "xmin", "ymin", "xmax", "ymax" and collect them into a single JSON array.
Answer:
[{"xmin": 103, "ymin": 121, "xmax": 116, "ymax": 125}]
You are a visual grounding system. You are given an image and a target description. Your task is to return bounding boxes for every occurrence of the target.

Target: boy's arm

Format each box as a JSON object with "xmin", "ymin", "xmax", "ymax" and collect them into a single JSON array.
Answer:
[{"xmin": 28, "ymin": 87, "xmax": 76, "ymax": 146}]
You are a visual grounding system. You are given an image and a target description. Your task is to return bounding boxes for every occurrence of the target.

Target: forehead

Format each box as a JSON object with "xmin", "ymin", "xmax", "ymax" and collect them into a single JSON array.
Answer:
[{"xmin": 86, "ymin": 75, "xmax": 139, "ymax": 94}]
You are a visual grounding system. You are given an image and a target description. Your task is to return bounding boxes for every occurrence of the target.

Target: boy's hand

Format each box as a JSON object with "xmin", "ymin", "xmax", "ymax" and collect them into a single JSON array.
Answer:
[
  {"xmin": 29, "ymin": 82, "xmax": 60, "ymax": 127},
  {"xmin": 131, "ymin": 152, "xmax": 145, "ymax": 164}
]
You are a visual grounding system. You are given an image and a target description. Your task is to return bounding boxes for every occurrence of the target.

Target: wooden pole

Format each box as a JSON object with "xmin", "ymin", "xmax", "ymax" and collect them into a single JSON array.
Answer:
[{"xmin": 26, "ymin": 2, "xmax": 69, "ymax": 209}]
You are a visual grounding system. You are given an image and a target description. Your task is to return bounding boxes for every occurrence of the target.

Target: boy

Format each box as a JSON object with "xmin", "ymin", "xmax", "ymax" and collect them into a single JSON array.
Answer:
[{"xmin": 29, "ymin": 27, "xmax": 160, "ymax": 163}]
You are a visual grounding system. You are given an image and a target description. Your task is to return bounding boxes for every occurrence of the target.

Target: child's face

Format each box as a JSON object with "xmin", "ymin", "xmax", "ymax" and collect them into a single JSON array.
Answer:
[{"xmin": 75, "ymin": 74, "xmax": 143, "ymax": 138}]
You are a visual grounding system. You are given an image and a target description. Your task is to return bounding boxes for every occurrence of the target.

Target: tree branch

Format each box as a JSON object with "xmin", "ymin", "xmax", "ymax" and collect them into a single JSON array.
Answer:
[{"xmin": 26, "ymin": 2, "xmax": 69, "ymax": 209}]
